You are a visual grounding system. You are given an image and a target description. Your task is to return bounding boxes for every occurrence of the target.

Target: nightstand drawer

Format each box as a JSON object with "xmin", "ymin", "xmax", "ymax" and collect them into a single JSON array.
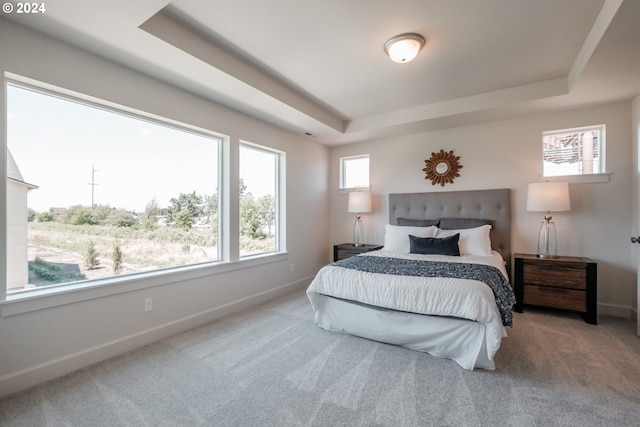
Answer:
[
  {"xmin": 523, "ymin": 263, "xmax": 586, "ymax": 290},
  {"xmin": 524, "ymin": 284, "xmax": 586, "ymax": 312}
]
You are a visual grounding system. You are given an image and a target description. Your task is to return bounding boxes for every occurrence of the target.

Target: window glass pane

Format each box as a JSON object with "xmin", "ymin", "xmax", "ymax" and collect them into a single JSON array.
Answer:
[
  {"xmin": 6, "ymin": 84, "xmax": 220, "ymax": 293},
  {"xmin": 542, "ymin": 126, "xmax": 603, "ymax": 177},
  {"xmin": 341, "ymin": 155, "xmax": 369, "ymax": 188},
  {"xmin": 239, "ymin": 144, "xmax": 278, "ymax": 257}
]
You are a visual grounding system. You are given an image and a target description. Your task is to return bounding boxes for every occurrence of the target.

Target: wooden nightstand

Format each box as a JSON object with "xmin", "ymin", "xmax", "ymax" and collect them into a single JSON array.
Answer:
[
  {"xmin": 513, "ymin": 253, "xmax": 597, "ymax": 324},
  {"xmin": 333, "ymin": 243, "xmax": 383, "ymax": 261}
]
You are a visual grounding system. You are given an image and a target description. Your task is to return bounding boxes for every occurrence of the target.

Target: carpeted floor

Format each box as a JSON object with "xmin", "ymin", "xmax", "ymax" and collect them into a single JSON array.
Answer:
[{"xmin": 1, "ymin": 288, "xmax": 639, "ymax": 426}]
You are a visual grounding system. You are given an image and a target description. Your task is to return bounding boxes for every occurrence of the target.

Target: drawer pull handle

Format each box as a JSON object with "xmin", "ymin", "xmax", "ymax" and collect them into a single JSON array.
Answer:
[{"xmin": 632, "ymin": 236, "xmax": 640, "ymax": 244}]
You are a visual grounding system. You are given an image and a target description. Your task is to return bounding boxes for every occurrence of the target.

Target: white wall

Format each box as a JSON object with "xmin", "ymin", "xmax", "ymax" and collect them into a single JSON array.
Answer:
[
  {"xmin": 0, "ymin": 18, "xmax": 329, "ymax": 396},
  {"xmin": 330, "ymin": 101, "xmax": 635, "ymax": 318}
]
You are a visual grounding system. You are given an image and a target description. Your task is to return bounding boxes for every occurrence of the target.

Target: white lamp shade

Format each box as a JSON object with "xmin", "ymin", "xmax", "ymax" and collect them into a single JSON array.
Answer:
[
  {"xmin": 526, "ymin": 181, "xmax": 570, "ymax": 212},
  {"xmin": 348, "ymin": 192, "xmax": 372, "ymax": 213}
]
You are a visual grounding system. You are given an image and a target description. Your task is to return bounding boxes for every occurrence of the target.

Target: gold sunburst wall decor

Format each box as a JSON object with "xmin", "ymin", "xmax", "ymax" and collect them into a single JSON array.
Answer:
[{"xmin": 423, "ymin": 149, "xmax": 463, "ymax": 186}]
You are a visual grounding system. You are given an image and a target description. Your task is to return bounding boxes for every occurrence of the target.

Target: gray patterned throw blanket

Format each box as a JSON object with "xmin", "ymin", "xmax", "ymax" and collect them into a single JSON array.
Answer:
[{"xmin": 333, "ymin": 256, "xmax": 516, "ymax": 327}]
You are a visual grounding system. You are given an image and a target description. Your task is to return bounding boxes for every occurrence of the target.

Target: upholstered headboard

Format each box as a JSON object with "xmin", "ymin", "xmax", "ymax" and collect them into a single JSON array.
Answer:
[{"xmin": 389, "ymin": 189, "xmax": 512, "ymax": 274}]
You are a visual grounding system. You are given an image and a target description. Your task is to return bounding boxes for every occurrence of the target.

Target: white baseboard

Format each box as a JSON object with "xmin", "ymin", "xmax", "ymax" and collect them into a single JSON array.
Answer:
[
  {"xmin": 597, "ymin": 302, "xmax": 635, "ymax": 319},
  {"xmin": 0, "ymin": 277, "xmax": 312, "ymax": 398}
]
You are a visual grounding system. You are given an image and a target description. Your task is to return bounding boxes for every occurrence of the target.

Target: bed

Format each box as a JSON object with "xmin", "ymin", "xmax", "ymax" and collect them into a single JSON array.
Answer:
[{"xmin": 306, "ymin": 189, "xmax": 515, "ymax": 370}]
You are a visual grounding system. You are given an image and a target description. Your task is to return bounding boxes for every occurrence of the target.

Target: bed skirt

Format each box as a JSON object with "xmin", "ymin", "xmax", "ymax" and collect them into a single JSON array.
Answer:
[{"xmin": 311, "ymin": 294, "xmax": 495, "ymax": 370}]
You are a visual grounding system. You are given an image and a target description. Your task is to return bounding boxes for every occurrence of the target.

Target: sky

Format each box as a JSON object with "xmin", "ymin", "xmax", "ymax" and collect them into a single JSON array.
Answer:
[{"xmin": 7, "ymin": 85, "xmax": 275, "ymax": 213}]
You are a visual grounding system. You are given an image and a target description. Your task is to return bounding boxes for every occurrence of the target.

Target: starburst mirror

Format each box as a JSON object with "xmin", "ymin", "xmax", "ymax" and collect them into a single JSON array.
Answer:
[{"xmin": 423, "ymin": 149, "xmax": 462, "ymax": 186}]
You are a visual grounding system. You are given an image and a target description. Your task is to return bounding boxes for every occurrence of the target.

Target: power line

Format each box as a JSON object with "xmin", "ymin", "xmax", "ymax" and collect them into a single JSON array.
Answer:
[{"xmin": 88, "ymin": 164, "xmax": 99, "ymax": 207}]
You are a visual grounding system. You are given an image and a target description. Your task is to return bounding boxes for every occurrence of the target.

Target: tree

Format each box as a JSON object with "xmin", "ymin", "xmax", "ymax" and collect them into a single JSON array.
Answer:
[
  {"xmin": 106, "ymin": 209, "xmax": 138, "ymax": 227},
  {"xmin": 240, "ymin": 196, "xmax": 262, "ymax": 238},
  {"xmin": 208, "ymin": 192, "xmax": 219, "ymax": 245},
  {"xmin": 174, "ymin": 209, "xmax": 194, "ymax": 231},
  {"xmin": 143, "ymin": 197, "xmax": 160, "ymax": 221},
  {"xmin": 257, "ymin": 194, "xmax": 275, "ymax": 236},
  {"xmin": 112, "ymin": 241, "xmax": 123, "ymax": 275},
  {"xmin": 63, "ymin": 205, "xmax": 99, "ymax": 225},
  {"xmin": 37, "ymin": 211, "xmax": 55, "ymax": 222},
  {"xmin": 239, "ymin": 180, "xmax": 275, "ymax": 239},
  {"xmin": 84, "ymin": 240, "xmax": 100, "ymax": 270},
  {"xmin": 165, "ymin": 191, "xmax": 206, "ymax": 230},
  {"xmin": 92, "ymin": 204, "xmax": 114, "ymax": 223}
]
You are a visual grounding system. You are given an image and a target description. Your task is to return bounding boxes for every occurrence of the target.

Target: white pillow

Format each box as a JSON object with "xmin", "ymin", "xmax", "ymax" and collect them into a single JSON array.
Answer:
[
  {"xmin": 436, "ymin": 224, "xmax": 492, "ymax": 256},
  {"xmin": 383, "ymin": 224, "xmax": 437, "ymax": 253}
]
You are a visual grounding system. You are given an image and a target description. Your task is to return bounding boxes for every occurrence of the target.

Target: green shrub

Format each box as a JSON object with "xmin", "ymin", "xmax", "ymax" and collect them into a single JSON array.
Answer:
[
  {"xmin": 112, "ymin": 240, "xmax": 123, "ymax": 275},
  {"xmin": 143, "ymin": 219, "xmax": 158, "ymax": 231},
  {"xmin": 34, "ymin": 256, "xmax": 61, "ymax": 270},
  {"xmin": 29, "ymin": 265, "xmax": 63, "ymax": 282},
  {"xmin": 84, "ymin": 240, "xmax": 100, "ymax": 270},
  {"xmin": 64, "ymin": 205, "xmax": 99, "ymax": 225},
  {"xmin": 106, "ymin": 209, "xmax": 138, "ymax": 228},
  {"xmin": 37, "ymin": 212, "xmax": 55, "ymax": 222}
]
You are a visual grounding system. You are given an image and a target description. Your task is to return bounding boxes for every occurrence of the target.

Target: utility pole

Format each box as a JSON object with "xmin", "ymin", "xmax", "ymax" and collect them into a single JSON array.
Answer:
[{"xmin": 88, "ymin": 164, "xmax": 99, "ymax": 207}]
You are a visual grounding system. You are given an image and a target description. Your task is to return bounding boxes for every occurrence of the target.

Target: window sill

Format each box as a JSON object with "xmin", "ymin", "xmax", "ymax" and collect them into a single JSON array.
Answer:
[
  {"xmin": 0, "ymin": 252, "xmax": 288, "ymax": 317},
  {"xmin": 338, "ymin": 186, "xmax": 370, "ymax": 195},
  {"xmin": 542, "ymin": 173, "xmax": 610, "ymax": 184}
]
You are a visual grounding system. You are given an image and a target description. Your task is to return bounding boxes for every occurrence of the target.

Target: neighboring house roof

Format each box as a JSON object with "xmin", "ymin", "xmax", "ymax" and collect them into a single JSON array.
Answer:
[{"xmin": 7, "ymin": 149, "xmax": 38, "ymax": 190}]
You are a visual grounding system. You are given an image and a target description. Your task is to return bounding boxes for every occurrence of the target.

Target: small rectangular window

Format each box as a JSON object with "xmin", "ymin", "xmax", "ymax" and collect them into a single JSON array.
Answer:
[
  {"xmin": 340, "ymin": 155, "xmax": 369, "ymax": 189},
  {"xmin": 542, "ymin": 125, "xmax": 604, "ymax": 177}
]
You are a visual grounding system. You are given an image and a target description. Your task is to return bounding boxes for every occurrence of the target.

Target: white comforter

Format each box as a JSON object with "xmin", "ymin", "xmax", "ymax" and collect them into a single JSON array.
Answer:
[{"xmin": 306, "ymin": 250, "xmax": 509, "ymax": 360}]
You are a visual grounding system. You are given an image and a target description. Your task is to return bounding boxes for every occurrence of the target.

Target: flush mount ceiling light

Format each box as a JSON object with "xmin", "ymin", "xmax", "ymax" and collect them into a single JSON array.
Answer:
[{"xmin": 384, "ymin": 33, "xmax": 425, "ymax": 63}]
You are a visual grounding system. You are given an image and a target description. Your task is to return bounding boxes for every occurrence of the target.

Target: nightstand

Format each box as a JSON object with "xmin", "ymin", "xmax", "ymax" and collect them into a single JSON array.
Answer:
[
  {"xmin": 333, "ymin": 243, "xmax": 383, "ymax": 261},
  {"xmin": 513, "ymin": 253, "xmax": 597, "ymax": 324}
]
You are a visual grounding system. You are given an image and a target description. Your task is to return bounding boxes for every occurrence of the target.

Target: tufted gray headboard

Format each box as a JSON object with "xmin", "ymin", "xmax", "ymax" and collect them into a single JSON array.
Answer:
[{"xmin": 389, "ymin": 189, "xmax": 512, "ymax": 275}]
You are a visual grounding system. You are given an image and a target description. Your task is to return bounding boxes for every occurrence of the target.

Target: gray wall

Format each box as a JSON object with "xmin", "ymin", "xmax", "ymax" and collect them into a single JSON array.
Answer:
[{"xmin": 330, "ymin": 101, "xmax": 636, "ymax": 319}]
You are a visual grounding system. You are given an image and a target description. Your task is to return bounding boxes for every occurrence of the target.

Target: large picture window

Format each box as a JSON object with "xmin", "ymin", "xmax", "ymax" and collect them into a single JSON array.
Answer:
[{"xmin": 6, "ymin": 83, "xmax": 221, "ymax": 293}]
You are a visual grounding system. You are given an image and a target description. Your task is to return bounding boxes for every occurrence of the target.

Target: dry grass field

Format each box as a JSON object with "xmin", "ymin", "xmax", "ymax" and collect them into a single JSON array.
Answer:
[{"xmin": 27, "ymin": 222, "xmax": 273, "ymax": 288}]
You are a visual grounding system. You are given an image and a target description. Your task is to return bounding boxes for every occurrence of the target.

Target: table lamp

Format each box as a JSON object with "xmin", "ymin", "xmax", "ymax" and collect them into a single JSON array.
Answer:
[
  {"xmin": 526, "ymin": 181, "xmax": 571, "ymax": 258},
  {"xmin": 348, "ymin": 192, "xmax": 372, "ymax": 246}
]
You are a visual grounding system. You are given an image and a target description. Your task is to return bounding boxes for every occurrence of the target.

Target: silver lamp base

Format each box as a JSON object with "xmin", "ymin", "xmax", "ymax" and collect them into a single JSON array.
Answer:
[
  {"xmin": 353, "ymin": 215, "xmax": 363, "ymax": 246},
  {"xmin": 536, "ymin": 220, "xmax": 558, "ymax": 258}
]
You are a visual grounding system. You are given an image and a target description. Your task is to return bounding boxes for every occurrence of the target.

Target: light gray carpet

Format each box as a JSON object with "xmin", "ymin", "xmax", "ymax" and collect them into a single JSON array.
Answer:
[{"xmin": 1, "ymin": 289, "xmax": 639, "ymax": 426}]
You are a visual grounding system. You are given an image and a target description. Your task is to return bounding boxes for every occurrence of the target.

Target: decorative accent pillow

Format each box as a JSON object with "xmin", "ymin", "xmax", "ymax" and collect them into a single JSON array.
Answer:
[
  {"xmin": 397, "ymin": 218, "xmax": 440, "ymax": 227},
  {"xmin": 383, "ymin": 224, "xmax": 437, "ymax": 253},
  {"xmin": 439, "ymin": 218, "xmax": 492, "ymax": 230},
  {"xmin": 409, "ymin": 234, "xmax": 460, "ymax": 256},
  {"xmin": 436, "ymin": 224, "xmax": 492, "ymax": 256}
]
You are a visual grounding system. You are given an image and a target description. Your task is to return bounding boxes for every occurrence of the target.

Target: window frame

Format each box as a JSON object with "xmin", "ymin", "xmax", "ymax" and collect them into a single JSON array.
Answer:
[
  {"xmin": 6, "ymin": 80, "xmax": 225, "ymax": 291},
  {"xmin": 339, "ymin": 154, "xmax": 370, "ymax": 190},
  {"xmin": 238, "ymin": 141, "xmax": 285, "ymax": 257},
  {"xmin": 541, "ymin": 124, "xmax": 606, "ymax": 178},
  {"xmin": 1, "ymin": 76, "xmax": 288, "ymax": 314}
]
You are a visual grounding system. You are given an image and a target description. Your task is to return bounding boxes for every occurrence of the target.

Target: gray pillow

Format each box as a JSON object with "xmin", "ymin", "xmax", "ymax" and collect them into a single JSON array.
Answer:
[
  {"xmin": 409, "ymin": 234, "xmax": 460, "ymax": 256},
  {"xmin": 397, "ymin": 218, "xmax": 440, "ymax": 227},
  {"xmin": 439, "ymin": 218, "xmax": 492, "ymax": 230}
]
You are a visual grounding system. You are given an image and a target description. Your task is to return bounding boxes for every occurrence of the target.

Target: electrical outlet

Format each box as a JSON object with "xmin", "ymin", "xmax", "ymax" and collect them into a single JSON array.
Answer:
[{"xmin": 144, "ymin": 297, "xmax": 153, "ymax": 312}]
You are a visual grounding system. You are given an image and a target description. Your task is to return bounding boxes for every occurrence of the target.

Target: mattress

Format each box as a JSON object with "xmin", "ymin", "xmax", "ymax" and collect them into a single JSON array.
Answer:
[{"xmin": 306, "ymin": 250, "xmax": 515, "ymax": 369}]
